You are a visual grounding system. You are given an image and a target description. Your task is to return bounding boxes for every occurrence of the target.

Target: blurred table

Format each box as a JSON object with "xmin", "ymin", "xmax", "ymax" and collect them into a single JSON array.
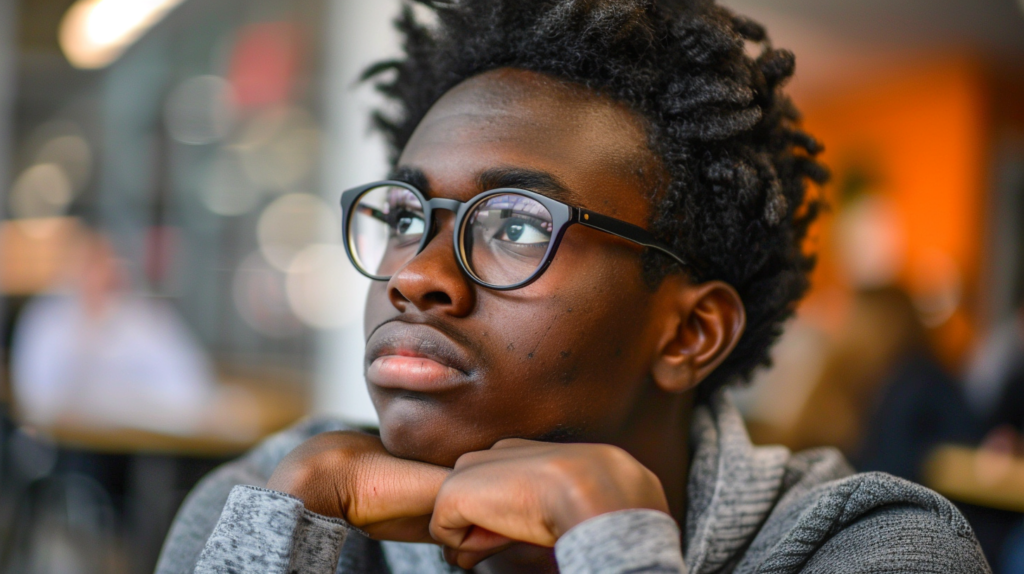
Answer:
[
  {"xmin": 924, "ymin": 445, "xmax": 1024, "ymax": 513},
  {"xmin": 5, "ymin": 376, "xmax": 308, "ymax": 573},
  {"xmin": 29, "ymin": 378, "xmax": 307, "ymax": 458},
  {"xmin": 39, "ymin": 425, "xmax": 258, "ymax": 458}
]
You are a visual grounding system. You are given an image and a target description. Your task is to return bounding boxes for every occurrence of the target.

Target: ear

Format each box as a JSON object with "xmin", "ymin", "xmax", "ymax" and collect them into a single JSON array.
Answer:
[{"xmin": 650, "ymin": 278, "xmax": 746, "ymax": 394}]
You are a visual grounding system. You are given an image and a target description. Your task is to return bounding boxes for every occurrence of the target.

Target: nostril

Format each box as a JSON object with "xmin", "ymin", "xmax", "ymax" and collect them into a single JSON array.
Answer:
[
  {"xmin": 388, "ymin": 285, "xmax": 411, "ymax": 309},
  {"xmin": 424, "ymin": 291, "xmax": 453, "ymax": 306}
]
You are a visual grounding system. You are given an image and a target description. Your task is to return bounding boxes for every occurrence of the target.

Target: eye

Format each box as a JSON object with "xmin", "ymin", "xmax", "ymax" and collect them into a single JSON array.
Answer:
[
  {"xmin": 392, "ymin": 211, "xmax": 425, "ymax": 236},
  {"xmin": 497, "ymin": 219, "xmax": 549, "ymax": 244}
]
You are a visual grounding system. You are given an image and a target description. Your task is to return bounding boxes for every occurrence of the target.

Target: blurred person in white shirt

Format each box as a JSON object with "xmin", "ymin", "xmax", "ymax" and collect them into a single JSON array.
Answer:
[{"xmin": 10, "ymin": 227, "xmax": 217, "ymax": 435}]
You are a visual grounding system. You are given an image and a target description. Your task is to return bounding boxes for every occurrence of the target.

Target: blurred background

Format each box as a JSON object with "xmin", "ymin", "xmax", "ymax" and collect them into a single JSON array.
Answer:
[{"xmin": 0, "ymin": 0, "xmax": 1022, "ymax": 572}]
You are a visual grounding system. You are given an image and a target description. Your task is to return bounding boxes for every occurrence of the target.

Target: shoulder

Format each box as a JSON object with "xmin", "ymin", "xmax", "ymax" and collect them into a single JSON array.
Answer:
[
  {"xmin": 801, "ymin": 503, "xmax": 990, "ymax": 574},
  {"xmin": 753, "ymin": 470, "xmax": 990, "ymax": 574}
]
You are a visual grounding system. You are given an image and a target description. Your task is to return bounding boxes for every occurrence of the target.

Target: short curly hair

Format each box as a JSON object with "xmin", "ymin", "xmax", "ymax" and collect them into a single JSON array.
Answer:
[{"xmin": 364, "ymin": 0, "xmax": 828, "ymax": 395}]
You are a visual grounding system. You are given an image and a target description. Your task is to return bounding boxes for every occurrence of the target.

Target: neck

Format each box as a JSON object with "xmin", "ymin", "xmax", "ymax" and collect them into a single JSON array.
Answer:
[{"xmin": 608, "ymin": 385, "xmax": 694, "ymax": 525}]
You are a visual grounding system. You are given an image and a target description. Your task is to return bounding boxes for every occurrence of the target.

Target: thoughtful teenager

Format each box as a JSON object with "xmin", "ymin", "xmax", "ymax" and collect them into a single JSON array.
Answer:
[{"xmin": 157, "ymin": 1, "xmax": 991, "ymax": 572}]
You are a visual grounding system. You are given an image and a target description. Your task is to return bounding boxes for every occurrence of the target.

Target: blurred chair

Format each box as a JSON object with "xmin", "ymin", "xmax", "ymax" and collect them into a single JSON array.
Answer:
[
  {"xmin": 967, "ymin": 302, "xmax": 1024, "ymax": 574},
  {"xmin": 0, "ymin": 470, "xmax": 121, "ymax": 573}
]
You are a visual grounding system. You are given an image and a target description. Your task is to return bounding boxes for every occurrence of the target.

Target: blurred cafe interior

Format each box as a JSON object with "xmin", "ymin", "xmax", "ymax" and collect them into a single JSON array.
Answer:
[{"xmin": 0, "ymin": 0, "xmax": 1023, "ymax": 572}]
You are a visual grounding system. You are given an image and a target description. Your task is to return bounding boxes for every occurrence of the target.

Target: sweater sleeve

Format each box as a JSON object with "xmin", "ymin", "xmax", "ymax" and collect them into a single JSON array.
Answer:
[
  {"xmin": 194, "ymin": 485, "xmax": 352, "ymax": 574},
  {"xmin": 554, "ymin": 509, "xmax": 687, "ymax": 574},
  {"xmin": 155, "ymin": 417, "xmax": 357, "ymax": 574}
]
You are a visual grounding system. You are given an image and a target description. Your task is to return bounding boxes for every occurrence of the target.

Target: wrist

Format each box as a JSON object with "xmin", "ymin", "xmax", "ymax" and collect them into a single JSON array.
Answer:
[{"xmin": 267, "ymin": 456, "xmax": 354, "ymax": 519}]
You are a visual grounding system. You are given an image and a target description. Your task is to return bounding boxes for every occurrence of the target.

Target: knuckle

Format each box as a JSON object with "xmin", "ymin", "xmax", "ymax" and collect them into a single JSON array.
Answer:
[
  {"xmin": 596, "ymin": 444, "xmax": 638, "ymax": 469},
  {"xmin": 543, "ymin": 456, "xmax": 579, "ymax": 478},
  {"xmin": 434, "ymin": 476, "xmax": 459, "ymax": 507},
  {"xmin": 429, "ymin": 518, "xmax": 447, "ymax": 544},
  {"xmin": 453, "ymin": 449, "xmax": 486, "ymax": 470},
  {"xmin": 493, "ymin": 437, "xmax": 531, "ymax": 449}
]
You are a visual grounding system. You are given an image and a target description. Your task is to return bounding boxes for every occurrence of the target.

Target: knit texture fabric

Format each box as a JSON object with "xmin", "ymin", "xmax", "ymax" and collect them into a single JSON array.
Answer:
[{"xmin": 156, "ymin": 391, "xmax": 991, "ymax": 573}]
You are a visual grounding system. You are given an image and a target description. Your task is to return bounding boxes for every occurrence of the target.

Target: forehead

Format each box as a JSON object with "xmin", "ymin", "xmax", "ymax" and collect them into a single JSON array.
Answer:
[{"xmin": 397, "ymin": 68, "xmax": 658, "ymax": 223}]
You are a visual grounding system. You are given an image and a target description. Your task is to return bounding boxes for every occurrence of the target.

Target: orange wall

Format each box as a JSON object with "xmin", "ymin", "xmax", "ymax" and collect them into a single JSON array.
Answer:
[{"xmin": 799, "ymin": 57, "xmax": 989, "ymax": 366}]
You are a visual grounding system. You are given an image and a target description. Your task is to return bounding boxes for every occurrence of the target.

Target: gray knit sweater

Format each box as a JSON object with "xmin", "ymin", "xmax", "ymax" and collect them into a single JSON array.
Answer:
[{"xmin": 155, "ymin": 392, "xmax": 991, "ymax": 573}]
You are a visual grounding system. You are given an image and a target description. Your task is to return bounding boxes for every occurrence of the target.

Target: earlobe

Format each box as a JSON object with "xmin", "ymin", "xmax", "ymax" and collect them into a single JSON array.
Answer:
[{"xmin": 650, "ymin": 279, "xmax": 746, "ymax": 394}]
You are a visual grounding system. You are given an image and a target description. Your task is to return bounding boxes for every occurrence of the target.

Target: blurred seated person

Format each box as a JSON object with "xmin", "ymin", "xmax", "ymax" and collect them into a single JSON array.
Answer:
[
  {"xmin": 758, "ymin": 183, "xmax": 980, "ymax": 481},
  {"xmin": 10, "ymin": 227, "xmax": 218, "ymax": 436},
  {"xmin": 962, "ymin": 297, "xmax": 1024, "ymax": 573},
  {"xmin": 850, "ymin": 288, "xmax": 982, "ymax": 482},
  {"xmin": 967, "ymin": 296, "xmax": 1024, "ymax": 438}
]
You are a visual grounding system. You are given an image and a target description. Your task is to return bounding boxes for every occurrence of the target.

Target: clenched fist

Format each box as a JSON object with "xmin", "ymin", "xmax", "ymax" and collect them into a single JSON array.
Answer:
[{"xmin": 430, "ymin": 439, "xmax": 670, "ymax": 569}]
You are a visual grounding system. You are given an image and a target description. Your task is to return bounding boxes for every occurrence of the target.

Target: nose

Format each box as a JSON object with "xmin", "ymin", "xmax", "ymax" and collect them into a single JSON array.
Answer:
[{"xmin": 386, "ymin": 211, "xmax": 476, "ymax": 317}]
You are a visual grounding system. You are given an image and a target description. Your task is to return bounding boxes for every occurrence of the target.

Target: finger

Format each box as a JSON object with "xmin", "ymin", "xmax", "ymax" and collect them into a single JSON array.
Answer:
[
  {"xmin": 444, "ymin": 542, "xmax": 516, "ymax": 570},
  {"xmin": 362, "ymin": 515, "xmax": 436, "ymax": 544},
  {"xmin": 430, "ymin": 473, "xmax": 557, "ymax": 549},
  {"xmin": 430, "ymin": 515, "xmax": 473, "ymax": 551},
  {"xmin": 459, "ymin": 525, "xmax": 516, "ymax": 553},
  {"xmin": 491, "ymin": 438, "xmax": 543, "ymax": 450},
  {"xmin": 346, "ymin": 457, "xmax": 450, "ymax": 527},
  {"xmin": 452, "ymin": 442, "xmax": 552, "ymax": 470}
]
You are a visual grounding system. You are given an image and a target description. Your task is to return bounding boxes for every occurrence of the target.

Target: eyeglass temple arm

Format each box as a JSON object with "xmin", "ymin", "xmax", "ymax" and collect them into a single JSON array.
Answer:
[{"xmin": 575, "ymin": 209, "xmax": 687, "ymax": 269}]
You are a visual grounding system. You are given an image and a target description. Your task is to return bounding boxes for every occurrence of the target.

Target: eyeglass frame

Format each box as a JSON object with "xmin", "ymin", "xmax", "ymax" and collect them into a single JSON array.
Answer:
[{"xmin": 340, "ymin": 180, "xmax": 688, "ymax": 291}]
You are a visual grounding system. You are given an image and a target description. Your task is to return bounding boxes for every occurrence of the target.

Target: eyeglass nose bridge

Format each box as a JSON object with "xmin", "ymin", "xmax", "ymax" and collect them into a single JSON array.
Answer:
[
  {"xmin": 419, "ymin": 198, "xmax": 465, "ymax": 242},
  {"xmin": 425, "ymin": 197, "xmax": 462, "ymax": 212}
]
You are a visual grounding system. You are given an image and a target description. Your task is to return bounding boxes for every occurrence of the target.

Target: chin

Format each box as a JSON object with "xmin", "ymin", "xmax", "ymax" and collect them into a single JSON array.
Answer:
[{"xmin": 375, "ymin": 397, "xmax": 490, "ymax": 467}]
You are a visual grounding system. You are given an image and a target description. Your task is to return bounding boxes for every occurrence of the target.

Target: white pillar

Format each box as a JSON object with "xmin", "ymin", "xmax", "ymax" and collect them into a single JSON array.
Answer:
[{"xmin": 315, "ymin": 0, "xmax": 403, "ymax": 425}]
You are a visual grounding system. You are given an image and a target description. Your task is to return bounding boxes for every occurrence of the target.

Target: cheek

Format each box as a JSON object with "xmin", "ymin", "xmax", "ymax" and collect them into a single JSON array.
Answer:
[
  {"xmin": 482, "ymin": 250, "xmax": 655, "ymax": 417},
  {"xmin": 363, "ymin": 281, "xmax": 390, "ymax": 340}
]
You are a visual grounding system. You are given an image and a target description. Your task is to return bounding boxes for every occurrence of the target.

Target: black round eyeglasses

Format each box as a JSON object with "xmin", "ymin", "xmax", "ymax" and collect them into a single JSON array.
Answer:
[{"xmin": 340, "ymin": 180, "xmax": 687, "ymax": 290}]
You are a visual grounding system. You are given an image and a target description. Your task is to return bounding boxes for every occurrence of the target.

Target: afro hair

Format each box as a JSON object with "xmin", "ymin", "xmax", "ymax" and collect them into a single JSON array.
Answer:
[{"xmin": 364, "ymin": 0, "xmax": 829, "ymax": 396}]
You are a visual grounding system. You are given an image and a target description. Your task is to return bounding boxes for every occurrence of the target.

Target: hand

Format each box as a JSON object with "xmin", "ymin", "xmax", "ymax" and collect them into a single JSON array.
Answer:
[
  {"xmin": 266, "ymin": 431, "xmax": 450, "ymax": 542},
  {"xmin": 429, "ymin": 439, "xmax": 670, "ymax": 569}
]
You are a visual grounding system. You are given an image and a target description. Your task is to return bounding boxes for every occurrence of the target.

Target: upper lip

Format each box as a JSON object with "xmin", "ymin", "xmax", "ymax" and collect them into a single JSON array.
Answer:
[{"xmin": 365, "ymin": 320, "xmax": 475, "ymax": 376}]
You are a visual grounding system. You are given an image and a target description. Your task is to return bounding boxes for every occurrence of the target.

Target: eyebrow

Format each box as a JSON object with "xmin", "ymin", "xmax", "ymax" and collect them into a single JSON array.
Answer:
[
  {"xmin": 389, "ymin": 165, "xmax": 581, "ymax": 205},
  {"xmin": 477, "ymin": 167, "xmax": 580, "ymax": 204},
  {"xmin": 389, "ymin": 165, "xmax": 432, "ymax": 194}
]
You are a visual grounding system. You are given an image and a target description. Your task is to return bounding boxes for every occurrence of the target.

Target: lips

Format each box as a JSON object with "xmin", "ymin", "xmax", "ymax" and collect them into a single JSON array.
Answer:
[{"xmin": 365, "ymin": 321, "xmax": 475, "ymax": 393}]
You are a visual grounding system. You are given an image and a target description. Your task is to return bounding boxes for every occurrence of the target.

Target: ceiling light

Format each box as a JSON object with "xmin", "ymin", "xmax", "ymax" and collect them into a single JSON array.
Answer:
[{"xmin": 59, "ymin": 0, "xmax": 186, "ymax": 69}]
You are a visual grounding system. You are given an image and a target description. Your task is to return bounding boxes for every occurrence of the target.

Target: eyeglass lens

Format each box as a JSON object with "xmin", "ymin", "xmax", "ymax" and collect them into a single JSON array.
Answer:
[
  {"xmin": 348, "ymin": 185, "xmax": 554, "ymax": 287},
  {"xmin": 350, "ymin": 185, "xmax": 426, "ymax": 278},
  {"xmin": 463, "ymin": 193, "xmax": 552, "ymax": 286}
]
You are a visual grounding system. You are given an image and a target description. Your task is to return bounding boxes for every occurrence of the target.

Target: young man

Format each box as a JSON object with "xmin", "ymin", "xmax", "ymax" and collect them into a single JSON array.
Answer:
[{"xmin": 157, "ymin": 1, "xmax": 990, "ymax": 572}]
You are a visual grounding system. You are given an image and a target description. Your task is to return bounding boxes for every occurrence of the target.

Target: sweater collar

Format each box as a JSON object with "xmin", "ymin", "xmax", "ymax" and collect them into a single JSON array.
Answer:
[{"xmin": 684, "ymin": 390, "xmax": 790, "ymax": 574}]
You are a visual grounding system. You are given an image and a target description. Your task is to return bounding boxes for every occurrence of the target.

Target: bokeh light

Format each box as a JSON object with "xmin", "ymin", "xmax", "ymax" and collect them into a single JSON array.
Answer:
[
  {"xmin": 232, "ymin": 251, "xmax": 303, "ymax": 338},
  {"xmin": 9, "ymin": 164, "xmax": 75, "ymax": 220},
  {"xmin": 59, "ymin": 0, "xmax": 187, "ymax": 69},
  {"xmin": 200, "ymin": 148, "xmax": 259, "ymax": 216},
  {"xmin": 35, "ymin": 134, "xmax": 93, "ymax": 194},
  {"xmin": 256, "ymin": 193, "xmax": 338, "ymax": 272},
  {"xmin": 286, "ymin": 244, "xmax": 367, "ymax": 330},
  {"xmin": 227, "ymin": 22, "xmax": 301, "ymax": 109},
  {"xmin": 235, "ymin": 106, "xmax": 320, "ymax": 192}
]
